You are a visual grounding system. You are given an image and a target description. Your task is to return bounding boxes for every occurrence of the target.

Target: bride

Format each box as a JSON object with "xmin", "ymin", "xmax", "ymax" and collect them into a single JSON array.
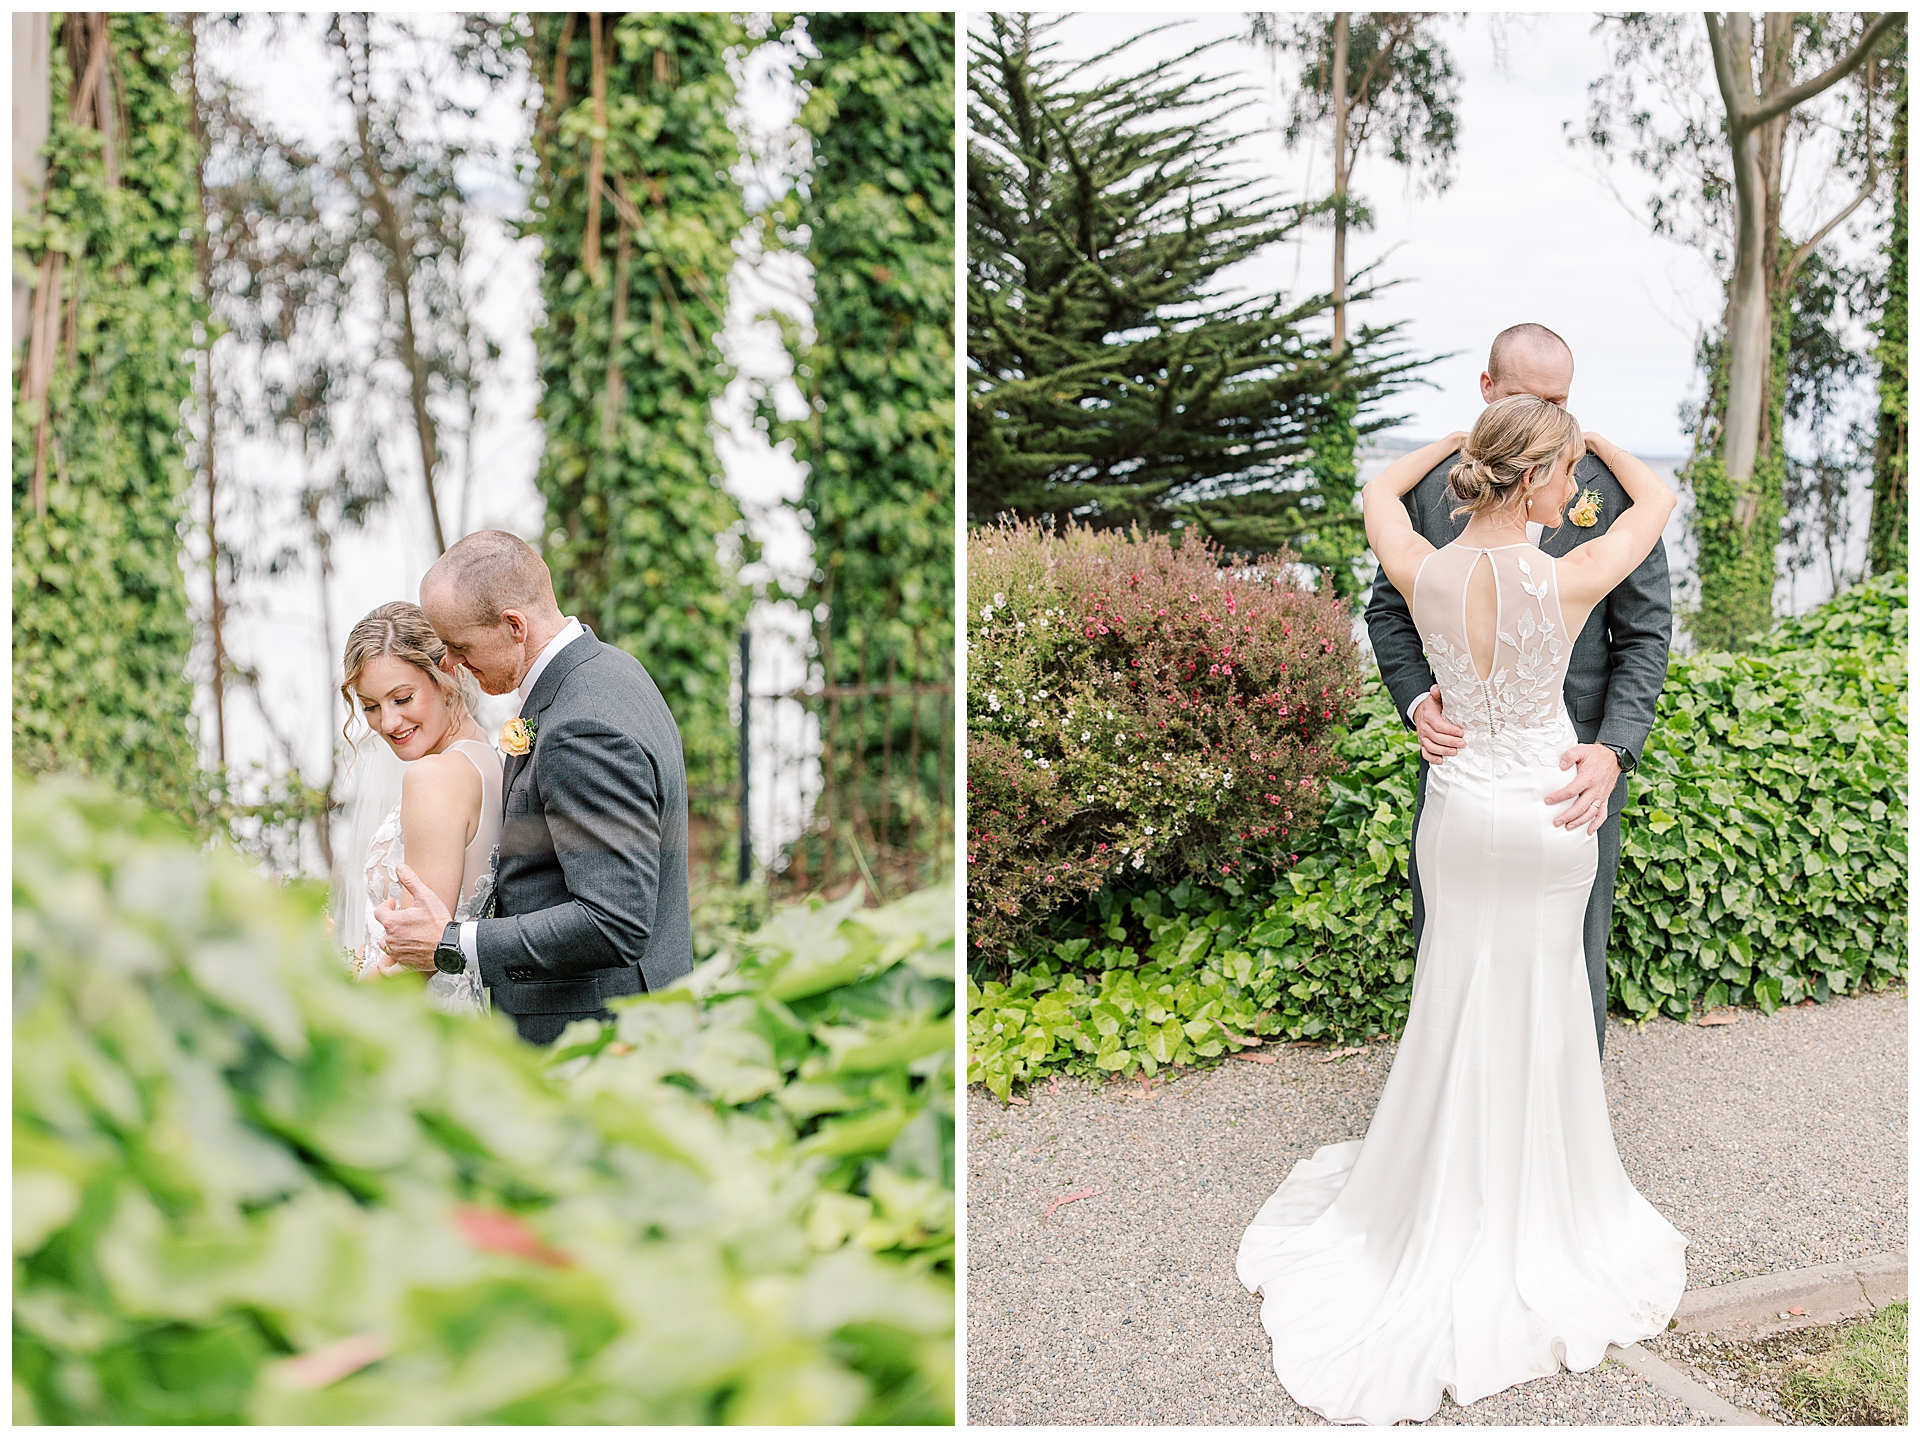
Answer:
[
  {"xmin": 340, "ymin": 600, "xmax": 501, "ymax": 1016},
  {"xmin": 1236, "ymin": 395, "xmax": 1683, "ymax": 1425}
]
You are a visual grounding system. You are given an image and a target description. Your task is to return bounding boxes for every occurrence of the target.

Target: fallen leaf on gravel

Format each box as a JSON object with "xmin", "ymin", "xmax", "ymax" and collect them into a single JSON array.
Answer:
[
  {"xmin": 1222, "ymin": 1031, "xmax": 1264, "ymax": 1047},
  {"xmin": 1049, "ymin": 1074, "xmax": 1060, "ymax": 1096},
  {"xmin": 1232, "ymin": 1052, "xmax": 1277, "ymax": 1064},
  {"xmin": 1007, "ymin": 1094, "xmax": 1030, "ymax": 1106},
  {"xmin": 1311, "ymin": 1047, "xmax": 1366, "ymax": 1064},
  {"xmin": 1044, "ymin": 1187, "xmax": 1100, "ymax": 1220},
  {"xmin": 1137, "ymin": 1074, "xmax": 1154, "ymax": 1101},
  {"xmin": 1787, "ymin": 1307, "xmax": 1805, "ymax": 1316},
  {"xmin": 1697, "ymin": 1013, "xmax": 1739, "ymax": 1026}
]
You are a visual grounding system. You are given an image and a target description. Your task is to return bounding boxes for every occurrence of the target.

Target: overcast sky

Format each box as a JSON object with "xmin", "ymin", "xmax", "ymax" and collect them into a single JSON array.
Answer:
[
  {"xmin": 201, "ymin": 15, "xmax": 818, "ymax": 882},
  {"xmin": 1005, "ymin": 11, "xmax": 1880, "ymax": 458}
]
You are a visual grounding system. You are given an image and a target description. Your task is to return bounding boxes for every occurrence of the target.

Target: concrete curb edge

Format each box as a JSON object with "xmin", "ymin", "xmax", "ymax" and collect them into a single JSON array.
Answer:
[
  {"xmin": 1604, "ymin": 1251, "xmax": 1908, "ymax": 1425},
  {"xmin": 1673, "ymin": 1250, "xmax": 1907, "ymax": 1335},
  {"xmin": 1606, "ymin": 1341, "xmax": 1774, "ymax": 1426}
]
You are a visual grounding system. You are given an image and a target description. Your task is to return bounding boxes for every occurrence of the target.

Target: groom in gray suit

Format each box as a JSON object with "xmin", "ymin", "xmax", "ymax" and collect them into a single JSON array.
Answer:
[
  {"xmin": 377, "ymin": 530, "xmax": 695, "ymax": 1044},
  {"xmin": 1365, "ymin": 324, "xmax": 1672, "ymax": 1058}
]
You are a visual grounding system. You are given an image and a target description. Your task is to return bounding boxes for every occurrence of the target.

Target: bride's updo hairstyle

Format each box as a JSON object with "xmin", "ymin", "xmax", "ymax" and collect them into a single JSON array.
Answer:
[
  {"xmin": 339, "ymin": 600, "xmax": 481, "ymax": 745},
  {"xmin": 1448, "ymin": 394, "xmax": 1583, "ymax": 522}
]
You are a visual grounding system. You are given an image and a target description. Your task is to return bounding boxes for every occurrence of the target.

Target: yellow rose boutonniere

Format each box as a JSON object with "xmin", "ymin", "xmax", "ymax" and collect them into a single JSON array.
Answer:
[
  {"xmin": 1569, "ymin": 490, "xmax": 1603, "ymax": 528},
  {"xmin": 499, "ymin": 717, "xmax": 535, "ymax": 757}
]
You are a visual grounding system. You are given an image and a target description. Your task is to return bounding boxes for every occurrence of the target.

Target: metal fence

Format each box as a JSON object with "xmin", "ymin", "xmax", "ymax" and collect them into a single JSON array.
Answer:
[{"xmin": 736, "ymin": 627, "xmax": 953, "ymax": 903}]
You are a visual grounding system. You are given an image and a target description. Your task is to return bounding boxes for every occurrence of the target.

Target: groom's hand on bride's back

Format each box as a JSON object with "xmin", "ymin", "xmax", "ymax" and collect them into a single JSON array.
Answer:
[
  {"xmin": 372, "ymin": 864, "xmax": 452, "ymax": 972},
  {"xmin": 1415, "ymin": 686, "xmax": 1466, "ymax": 766}
]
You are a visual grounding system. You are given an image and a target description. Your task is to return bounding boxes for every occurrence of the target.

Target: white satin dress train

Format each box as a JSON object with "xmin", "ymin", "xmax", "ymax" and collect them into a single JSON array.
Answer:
[{"xmin": 1235, "ymin": 544, "xmax": 1687, "ymax": 1425}]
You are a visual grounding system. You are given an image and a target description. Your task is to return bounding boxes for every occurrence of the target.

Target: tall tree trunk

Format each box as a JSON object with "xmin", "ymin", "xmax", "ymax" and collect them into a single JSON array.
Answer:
[
  {"xmin": 1330, "ymin": 11, "xmax": 1349, "ymax": 358},
  {"xmin": 187, "ymin": 16, "xmax": 226, "ymax": 770},
  {"xmin": 334, "ymin": 16, "xmax": 447, "ymax": 556},
  {"xmin": 12, "ymin": 14, "xmax": 50, "ymax": 357},
  {"xmin": 1869, "ymin": 66, "xmax": 1908, "ymax": 578},
  {"xmin": 1695, "ymin": 10, "xmax": 1903, "ymax": 646}
]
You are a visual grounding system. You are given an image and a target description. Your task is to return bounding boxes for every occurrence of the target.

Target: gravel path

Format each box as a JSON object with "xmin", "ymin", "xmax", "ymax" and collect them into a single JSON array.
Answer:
[{"xmin": 964, "ymin": 986, "xmax": 1906, "ymax": 1426}]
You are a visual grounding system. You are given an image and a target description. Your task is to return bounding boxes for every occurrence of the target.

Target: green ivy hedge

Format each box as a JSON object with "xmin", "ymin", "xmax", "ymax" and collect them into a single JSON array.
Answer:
[
  {"xmin": 969, "ymin": 572, "xmax": 1907, "ymax": 1100},
  {"xmin": 15, "ymin": 776, "xmax": 953, "ymax": 1424}
]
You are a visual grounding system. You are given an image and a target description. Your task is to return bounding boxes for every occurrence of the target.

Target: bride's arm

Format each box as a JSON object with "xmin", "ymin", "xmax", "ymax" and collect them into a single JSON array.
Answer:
[
  {"xmin": 1555, "ymin": 434, "xmax": 1677, "ymax": 610},
  {"xmin": 1361, "ymin": 431, "xmax": 1466, "ymax": 596},
  {"xmin": 395, "ymin": 753, "xmax": 482, "ymax": 918}
]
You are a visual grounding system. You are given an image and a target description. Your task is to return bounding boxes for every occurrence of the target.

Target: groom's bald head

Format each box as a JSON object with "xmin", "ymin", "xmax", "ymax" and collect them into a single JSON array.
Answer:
[
  {"xmin": 419, "ymin": 531, "xmax": 567, "ymax": 694},
  {"xmin": 1482, "ymin": 323, "xmax": 1573, "ymax": 408},
  {"xmin": 422, "ymin": 530, "xmax": 561, "ymax": 628}
]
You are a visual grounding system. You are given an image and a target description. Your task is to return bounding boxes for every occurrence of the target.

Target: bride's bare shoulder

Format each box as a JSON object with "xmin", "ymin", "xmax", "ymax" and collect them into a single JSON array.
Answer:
[{"xmin": 400, "ymin": 750, "xmax": 483, "ymax": 809}]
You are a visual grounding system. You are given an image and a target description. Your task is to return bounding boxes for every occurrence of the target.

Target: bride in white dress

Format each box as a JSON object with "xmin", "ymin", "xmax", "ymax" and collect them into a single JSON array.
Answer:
[
  {"xmin": 1236, "ymin": 396, "xmax": 1683, "ymax": 1425},
  {"xmin": 340, "ymin": 601, "xmax": 501, "ymax": 1017}
]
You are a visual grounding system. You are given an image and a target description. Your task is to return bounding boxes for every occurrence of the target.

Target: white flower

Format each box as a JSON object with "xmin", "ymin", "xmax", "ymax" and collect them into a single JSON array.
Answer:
[
  {"xmin": 1082, "ymin": 731, "xmax": 1091, "ymax": 741},
  {"xmin": 1037, "ymin": 758, "xmax": 1050, "ymax": 769},
  {"xmin": 994, "ymin": 592, "xmax": 1005, "ymax": 605},
  {"xmin": 1132, "ymin": 852, "xmax": 1144, "ymax": 869},
  {"xmin": 1036, "ymin": 616, "xmax": 1048, "ymax": 629},
  {"xmin": 1143, "ymin": 826, "xmax": 1155, "ymax": 835}
]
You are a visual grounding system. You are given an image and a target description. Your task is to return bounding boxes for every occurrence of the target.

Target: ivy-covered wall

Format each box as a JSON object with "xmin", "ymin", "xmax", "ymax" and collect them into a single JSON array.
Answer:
[
  {"xmin": 527, "ymin": 13, "xmax": 751, "ymax": 791},
  {"xmin": 787, "ymin": 12, "xmax": 955, "ymax": 685},
  {"xmin": 12, "ymin": 13, "xmax": 204, "ymax": 818}
]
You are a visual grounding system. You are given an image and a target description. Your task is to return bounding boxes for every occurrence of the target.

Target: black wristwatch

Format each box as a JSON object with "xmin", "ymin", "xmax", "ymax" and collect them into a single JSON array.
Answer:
[
  {"xmin": 433, "ymin": 921, "xmax": 466, "ymax": 974},
  {"xmin": 1601, "ymin": 743, "xmax": 1635, "ymax": 774}
]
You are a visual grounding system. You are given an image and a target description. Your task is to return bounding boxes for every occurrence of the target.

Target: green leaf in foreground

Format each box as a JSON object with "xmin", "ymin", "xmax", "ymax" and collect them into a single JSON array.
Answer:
[{"xmin": 13, "ymin": 775, "xmax": 954, "ymax": 1424}]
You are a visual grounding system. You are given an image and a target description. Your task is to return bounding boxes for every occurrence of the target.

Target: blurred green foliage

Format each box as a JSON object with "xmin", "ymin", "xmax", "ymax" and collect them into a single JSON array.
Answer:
[
  {"xmin": 14, "ymin": 776, "xmax": 954, "ymax": 1424},
  {"xmin": 970, "ymin": 572, "xmax": 1906, "ymax": 1099}
]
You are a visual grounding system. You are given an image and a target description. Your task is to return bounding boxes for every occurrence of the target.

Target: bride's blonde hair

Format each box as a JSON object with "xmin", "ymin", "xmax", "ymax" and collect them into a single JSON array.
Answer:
[
  {"xmin": 1448, "ymin": 394, "xmax": 1583, "ymax": 521},
  {"xmin": 340, "ymin": 600, "xmax": 481, "ymax": 746}
]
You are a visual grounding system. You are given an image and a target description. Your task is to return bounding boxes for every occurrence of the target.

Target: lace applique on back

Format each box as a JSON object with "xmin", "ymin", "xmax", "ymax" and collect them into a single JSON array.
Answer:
[{"xmin": 1412, "ymin": 544, "xmax": 1573, "ymax": 775}]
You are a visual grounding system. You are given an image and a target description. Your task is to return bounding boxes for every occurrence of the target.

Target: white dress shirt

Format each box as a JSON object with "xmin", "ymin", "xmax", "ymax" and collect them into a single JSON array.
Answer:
[
  {"xmin": 1406, "ymin": 523, "xmax": 1545, "ymax": 723},
  {"xmin": 458, "ymin": 618, "xmax": 585, "ymax": 964}
]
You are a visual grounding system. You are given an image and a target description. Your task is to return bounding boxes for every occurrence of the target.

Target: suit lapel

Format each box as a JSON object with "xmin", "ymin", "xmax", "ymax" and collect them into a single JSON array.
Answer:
[{"xmin": 498, "ymin": 630, "xmax": 602, "ymax": 816}]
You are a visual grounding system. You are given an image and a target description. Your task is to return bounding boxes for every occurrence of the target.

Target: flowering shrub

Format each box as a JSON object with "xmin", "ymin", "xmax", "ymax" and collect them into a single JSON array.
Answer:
[{"xmin": 967, "ymin": 521, "xmax": 1361, "ymax": 957}]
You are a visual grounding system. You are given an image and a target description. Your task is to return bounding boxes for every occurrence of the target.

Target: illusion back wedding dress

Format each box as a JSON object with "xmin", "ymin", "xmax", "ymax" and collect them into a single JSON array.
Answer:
[
  {"xmin": 359, "ymin": 738, "xmax": 502, "ymax": 1016},
  {"xmin": 1236, "ymin": 543, "xmax": 1687, "ymax": 1426}
]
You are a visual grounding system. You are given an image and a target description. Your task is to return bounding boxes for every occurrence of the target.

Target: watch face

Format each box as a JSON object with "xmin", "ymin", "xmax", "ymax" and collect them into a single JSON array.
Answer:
[{"xmin": 434, "ymin": 945, "xmax": 466, "ymax": 975}]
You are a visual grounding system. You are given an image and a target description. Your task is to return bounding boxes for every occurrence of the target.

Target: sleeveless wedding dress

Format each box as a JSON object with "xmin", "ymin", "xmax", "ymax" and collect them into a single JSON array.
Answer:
[
  {"xmin": 1235, "ymin": 543, "xmax": 1688, "ymax": 1425},
  {"xmin": 357, "ymin": 737, "xmax": 503, "ymax": 1017}
]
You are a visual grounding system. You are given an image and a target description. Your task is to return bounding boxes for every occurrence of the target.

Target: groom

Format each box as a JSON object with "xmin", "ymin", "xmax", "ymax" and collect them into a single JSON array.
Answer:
[
  {"xmin": 1365, "ymin": 323, "xmax": 1672, "ymax": 1058},
  {"xmin": 375, "ymin": 530, "xmax": 695, "ymax": 1044}
]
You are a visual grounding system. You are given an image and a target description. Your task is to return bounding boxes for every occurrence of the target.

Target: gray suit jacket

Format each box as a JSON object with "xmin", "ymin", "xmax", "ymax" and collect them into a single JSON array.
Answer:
[
  {"xmin": 1363, "ymin": 451, "xmax": 1672, "ymax": 816},
  {"xmin": 473, "ymin": 629, "xmax": 695, "ymax": 1015}
]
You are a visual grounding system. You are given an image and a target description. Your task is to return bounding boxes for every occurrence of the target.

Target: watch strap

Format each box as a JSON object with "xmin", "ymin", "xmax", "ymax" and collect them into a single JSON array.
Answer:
[{"xmin": 433, "ymin": 920, "xmax": 466, "ymax": 974}]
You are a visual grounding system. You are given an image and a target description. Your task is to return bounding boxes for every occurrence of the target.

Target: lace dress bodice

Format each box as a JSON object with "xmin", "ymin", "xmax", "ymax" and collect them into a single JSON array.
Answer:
[
  {"xmin": 359, "ymin": 738, "xmax": 503, "ymax": 1015},
  {"xmin": 1412, "ymin": 543, "xmax": 1574, "ymax": 776}
]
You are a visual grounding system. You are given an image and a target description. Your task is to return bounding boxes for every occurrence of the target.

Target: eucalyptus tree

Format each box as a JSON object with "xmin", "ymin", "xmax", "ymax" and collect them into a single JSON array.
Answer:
[
  {"xmin": 969, "ymin": 13, "xmax": 1421, "ymax": 588},
  {"xmin": 191, "ymin": 12, "xmax": 513, "ymax": 869},
  {"xmin": 1578, "ymin": 12, "xmax": 1905, "ymax": 646},
  {"xmin": 1246, "ymin": 11, "xmax": 1461, "ymax": 357}
]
